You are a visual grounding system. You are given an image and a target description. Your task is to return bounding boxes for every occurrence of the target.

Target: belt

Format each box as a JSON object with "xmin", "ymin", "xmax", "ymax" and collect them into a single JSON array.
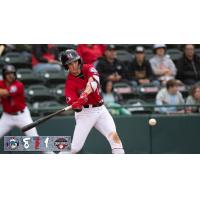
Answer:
[
  {"xmin": 7, "ymin": 110, "xmax": 24, "ymax": 115},
  {"xmin": 83, "ymin": 103, "xmax": 103, "ymax": 108}
]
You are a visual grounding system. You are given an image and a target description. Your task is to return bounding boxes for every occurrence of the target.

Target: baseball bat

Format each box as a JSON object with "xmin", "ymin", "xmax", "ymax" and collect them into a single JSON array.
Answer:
[{"xmin": 21, "ymin": 106, "xmax": 72, "ymax": 132}]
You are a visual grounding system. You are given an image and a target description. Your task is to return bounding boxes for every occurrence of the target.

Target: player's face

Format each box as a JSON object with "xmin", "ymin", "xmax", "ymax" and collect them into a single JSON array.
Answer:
[
  {"xmin": 5, "ymin": 72, "xmax": 15, "ymax": 83},
  {"xmin": 68, "ymin": 61, "xmax": 80, "ymax": 75}
]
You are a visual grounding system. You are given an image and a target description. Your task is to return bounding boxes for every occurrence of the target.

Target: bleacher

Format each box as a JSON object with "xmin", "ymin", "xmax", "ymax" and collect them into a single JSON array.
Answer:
[{"xmin": 0, "ymin": 44, "xmax": 198, "ymax": 116}]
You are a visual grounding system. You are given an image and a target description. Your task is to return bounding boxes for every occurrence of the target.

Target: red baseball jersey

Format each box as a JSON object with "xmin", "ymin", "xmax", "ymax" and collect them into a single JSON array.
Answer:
[
  {"xmin": 0, "ymin": 80, "xmax": 26, "ymax": 113},
  {"xmin": 65, "ymin": 64, "xmax": 103, "ymax": 105}
]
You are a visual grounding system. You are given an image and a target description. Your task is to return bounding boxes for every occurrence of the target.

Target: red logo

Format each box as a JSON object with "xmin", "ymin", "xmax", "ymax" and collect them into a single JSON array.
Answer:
[{"xmin": 34, "ymin": 137, "xmax": 40, "ymax": 150}]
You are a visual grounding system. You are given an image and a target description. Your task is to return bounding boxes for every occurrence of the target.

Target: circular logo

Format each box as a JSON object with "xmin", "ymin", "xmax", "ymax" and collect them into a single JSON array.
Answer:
[
  {"xmin": 7, "ymin": 137, "xmax": 19, "ymax": 150},
  {"xmin": 54, "ymin": 138, "xmax": 69, "ymax": 150}
]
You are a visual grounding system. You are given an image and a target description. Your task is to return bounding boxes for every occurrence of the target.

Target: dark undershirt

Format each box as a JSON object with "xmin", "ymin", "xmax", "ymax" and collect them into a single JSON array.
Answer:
[{"xmin": 75, "ymin": 71, "xmax": 84, "ymax": 79}]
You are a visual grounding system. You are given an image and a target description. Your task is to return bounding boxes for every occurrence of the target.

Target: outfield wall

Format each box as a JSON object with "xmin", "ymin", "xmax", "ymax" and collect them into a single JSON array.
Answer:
[{"xmin": 1, "ymin": 114, "xmax": 200, "ymax": 154}]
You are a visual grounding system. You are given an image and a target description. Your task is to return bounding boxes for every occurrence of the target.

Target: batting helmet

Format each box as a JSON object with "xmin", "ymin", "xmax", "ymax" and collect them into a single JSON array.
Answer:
[
  {"xmin": 2, "ymin": 65, "xmax": 17, "ymax": 80},
  {"xmin": 60, "ymin": 49, "xmax": 82, "ymax": 69}
]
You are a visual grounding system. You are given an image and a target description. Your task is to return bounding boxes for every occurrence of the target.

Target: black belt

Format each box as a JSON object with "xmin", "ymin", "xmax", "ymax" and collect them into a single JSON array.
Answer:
[
  {"xmin": 83, "ymin": 103, "xmax": 103, "ymax": 108},
  {"xmin": 7, "ymin": 110, "xmax": 24, "ymax": 115}
]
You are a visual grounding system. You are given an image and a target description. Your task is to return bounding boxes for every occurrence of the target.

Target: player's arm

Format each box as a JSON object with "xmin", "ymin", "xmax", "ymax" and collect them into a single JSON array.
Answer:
[
  {"xmin": 0, "ymin": 84, "xmax": 24, "ymax": 98},
  {"xmin": 72, "ymin": 67, "xmax": 100, "ymax": 110},
  {"xmin": 82, "ymin": 66, "xmax": 100, "ymax": 95},
  {"xmin": 0, "ymin": 89, "xmax": 9, "ymax": 97}
]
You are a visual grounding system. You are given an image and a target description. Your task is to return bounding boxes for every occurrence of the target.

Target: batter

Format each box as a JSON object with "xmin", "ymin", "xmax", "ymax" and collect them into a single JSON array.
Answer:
[
  {"xmin": 60, "ymin": 49, "xmax": 125, "ymax": 154},
  {"xmin": 0, "ymin": 65, "xmax": 38, "ymax": 138}
]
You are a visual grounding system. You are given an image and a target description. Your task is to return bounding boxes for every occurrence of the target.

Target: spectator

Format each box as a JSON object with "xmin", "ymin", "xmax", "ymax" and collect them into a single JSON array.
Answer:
[
  {"xmin": 76, "ymin": 44, "xmax": 106, "ymax": 64},
  {"xmin": 176, "ymin": 44, "xmax": 200, "ymax": 85},
  {"xmin": 0, "ymin": 44, "xmax": 15, "ymax": 56},
  {"xmin": 102, "ymin": 80, "xmax": 131, "ymax": 116},
  {"xmin": 96, "ymin": 44, "xmax": 127, "ymax": 85},
  {"xmin": 186, "ymin": 84, "xmax": 200, "ymax": 113},
  {"xmin": 150, "ymin": 44, "xmax": 177, "ymax": 85},
  {"xmin": 32, "ymin": 44, "xmax": 61, "ymax": 73},
  {"xmin": 127, "ymin": 46, "xmax": 159, "ymax": 86},
  {"xmin": 0, "ymin": 44, "xmax": 6, "ymax": 56},
  {"xmin": 155, "ymin": 79, "xmax": 184, "ymax": 113},
  {"xmin": 102, "ymin": 80, "xmax": 122, "ymax": 104}
]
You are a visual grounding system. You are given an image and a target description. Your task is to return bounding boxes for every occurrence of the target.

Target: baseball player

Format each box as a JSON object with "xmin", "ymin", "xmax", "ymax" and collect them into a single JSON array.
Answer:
[
  {"xmin": 60, "ymin": 49, "xmax": 125, "ymax": 154},
  {"xmin": 0, "ymin": 65, "xmax": 38, "ymax": 138}
]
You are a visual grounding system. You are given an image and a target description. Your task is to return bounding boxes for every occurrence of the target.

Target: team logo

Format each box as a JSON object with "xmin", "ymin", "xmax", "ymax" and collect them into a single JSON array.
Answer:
[
  {"xmin": 10, "ymin": 86, "xmax": 17, "ymax": 93},
  {"xmin": 90, "ymin": 68, "xmax": 97, "ymax": 73},
  {"xmin": 23, "ymin": 137, "xmax": 31, "ymax": 149},
  {"xmin": 67, "ymin": 53, "xmax": 73, "ymax": 59},
  {"xmin": 34, "ymin": 137, "xmax": 40, "ymax": 150},
  {"xmin": 54, "ymin": 138, "xmax": 69, "ymax": 150},
  {"xmin": 6, "ymin": 137, "xmax": 19, "ymax": 150}
]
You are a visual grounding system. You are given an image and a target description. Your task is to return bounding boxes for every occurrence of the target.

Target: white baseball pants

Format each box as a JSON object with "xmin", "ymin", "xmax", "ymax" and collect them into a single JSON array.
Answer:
[
  {"xmin": 0, "ymin": 107, "xmax": 38, "ymax": 138},
  {"xmin": 71, "ymin": 105, "xmax": 124, "ymax": 154}
]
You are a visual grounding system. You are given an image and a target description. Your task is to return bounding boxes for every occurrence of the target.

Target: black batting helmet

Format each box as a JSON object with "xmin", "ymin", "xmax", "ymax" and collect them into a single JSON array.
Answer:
[
  {"xmin": 60, "ymin": 49, "xmax": 82, "ymax": 69},
  {"xmin": 2, "ymin": 65, "xmax": 17, "ymax": 80}
]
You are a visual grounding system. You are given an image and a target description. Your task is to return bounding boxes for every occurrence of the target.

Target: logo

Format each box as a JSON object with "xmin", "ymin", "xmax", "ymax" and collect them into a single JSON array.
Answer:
[
  {"xmin": 10, "ymin": 86, "xmax": 17, "ymax": 93},
  {"xmin": 23, "ymin": 138, "xmax": 31, "ymax": 149},
  {"xmin": 44, "ymin": 137, "xmax": 49, "ymax": 149},
  {"xmin": 6, "ymin": 137, "xmax": 19, "ymax": 150},
  {"xmin": 90, "ymin": 68, "xmax": 97, "ymax": 73},
  {"xmin": 54, "ymin": 138, "xmax": 69, "ymax": 150},
  {"xmin": 34, "ymin": 137, "xmax": 40, "ymax": 150}
]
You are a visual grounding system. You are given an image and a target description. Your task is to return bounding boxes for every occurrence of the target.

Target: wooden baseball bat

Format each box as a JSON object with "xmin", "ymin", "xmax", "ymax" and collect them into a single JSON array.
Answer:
[{"xmin": 21, "ymin": 106, "xmax": 72, "ymax": 132}]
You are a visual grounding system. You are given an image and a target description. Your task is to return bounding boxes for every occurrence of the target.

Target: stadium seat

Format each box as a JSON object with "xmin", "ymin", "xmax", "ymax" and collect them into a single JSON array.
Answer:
[
  {"xmin": 116, "ymin": 50, "xmax": 134, "ymax": 65},
  {"xmin": 26, "ymin": 85, "xmax": 56, "ymax": 103},
  {"xmin": 114, "ymin": 44, "xmax": 129, "ymax": 51},
  {"xmin": 41, "ymin": 71, "xmax": 66, "ymax": 87},
  {"xmin": 55, "ymin": 44, "xmax": 76, "ymax": 52},
  {"xmin": 138, "ymin": 84, "xmax": 159, "ymax": 103},
  {"xmin": 0, "ymin": 56, "xmax": 5, "ymax": 67},
  {"xmin": 195, "ymin": 48, "xmax": 200, "ymax": 57},
  {"xmin": 167, "ymin": 49, "xmax": 182, "ymax": 61},
  {"xmin": 0, "ymin": 69, "xmax": 2, "ymax": 80},
  {"xmin": 144, "ymin": 49, "xmax": 154, "ymax": 60},
  {"xmin": 31, "ymin": 101, "xmax": 73, "ymax": 116},
  {"xmin": 113, "ymin": 82, "xmax": 133, "ymax": 94},
  {"xmin": 52, "ymin": 84, "xmax": 65, "ymax": 103},
  {"xmin": 17, "ymin": 69, "xmax": 43, "ymax": 86},
  {"xmin": 113, "ymin": 81, "xmax": 139, "ymax": 100},
  {"xmin": 2, "ymin": 52, "xmax": 32, "ymax": 68},
  {"xmin": 0, "ymin": 105, "xmax": 2, "ymax": 115},
  {"xmin": 125, "ymin": 99, "xmax": 153, "ymax": 114}
]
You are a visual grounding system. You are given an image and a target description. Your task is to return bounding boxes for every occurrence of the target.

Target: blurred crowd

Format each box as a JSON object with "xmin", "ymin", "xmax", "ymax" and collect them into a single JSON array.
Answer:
[{"xmin": 0, "ymin": 44, "xmax": 200, "ymax": 115}]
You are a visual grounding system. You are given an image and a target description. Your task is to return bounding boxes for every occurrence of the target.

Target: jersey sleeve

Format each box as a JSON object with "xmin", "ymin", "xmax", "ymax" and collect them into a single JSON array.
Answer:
[
  {"xmin": 0, "ymin": 81, "xmax": 3, "ymax": 88},
  {"xmin": 65, "ymin": 80, "xmax": 79, "ymax": 105},
  {"xmin": 9, "ymin": 82, "xmax": 24, "ymax": 97},
  {"xmin": 87, "ymin": 65, "xmax": 100, "ymax": 84}
]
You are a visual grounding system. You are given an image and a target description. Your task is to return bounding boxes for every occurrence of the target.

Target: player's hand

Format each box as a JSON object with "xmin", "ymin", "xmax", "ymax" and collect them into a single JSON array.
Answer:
[
  {"xmin": 71, "ymin": 92, "xmax": 88, "ymax": 112},
  {"xmin": 77, "ymin": 92, "xmax": 88, "ymax": 105},
  {"xmin": 72, "ymin": 101, "xmax": 83, "ymax": 112}
]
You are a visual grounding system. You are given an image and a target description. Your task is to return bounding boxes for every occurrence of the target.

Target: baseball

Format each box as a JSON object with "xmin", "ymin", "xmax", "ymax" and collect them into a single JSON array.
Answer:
[{"xmin": 149, "ymin": 118, "xmax": 157, "ymax": 126}]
